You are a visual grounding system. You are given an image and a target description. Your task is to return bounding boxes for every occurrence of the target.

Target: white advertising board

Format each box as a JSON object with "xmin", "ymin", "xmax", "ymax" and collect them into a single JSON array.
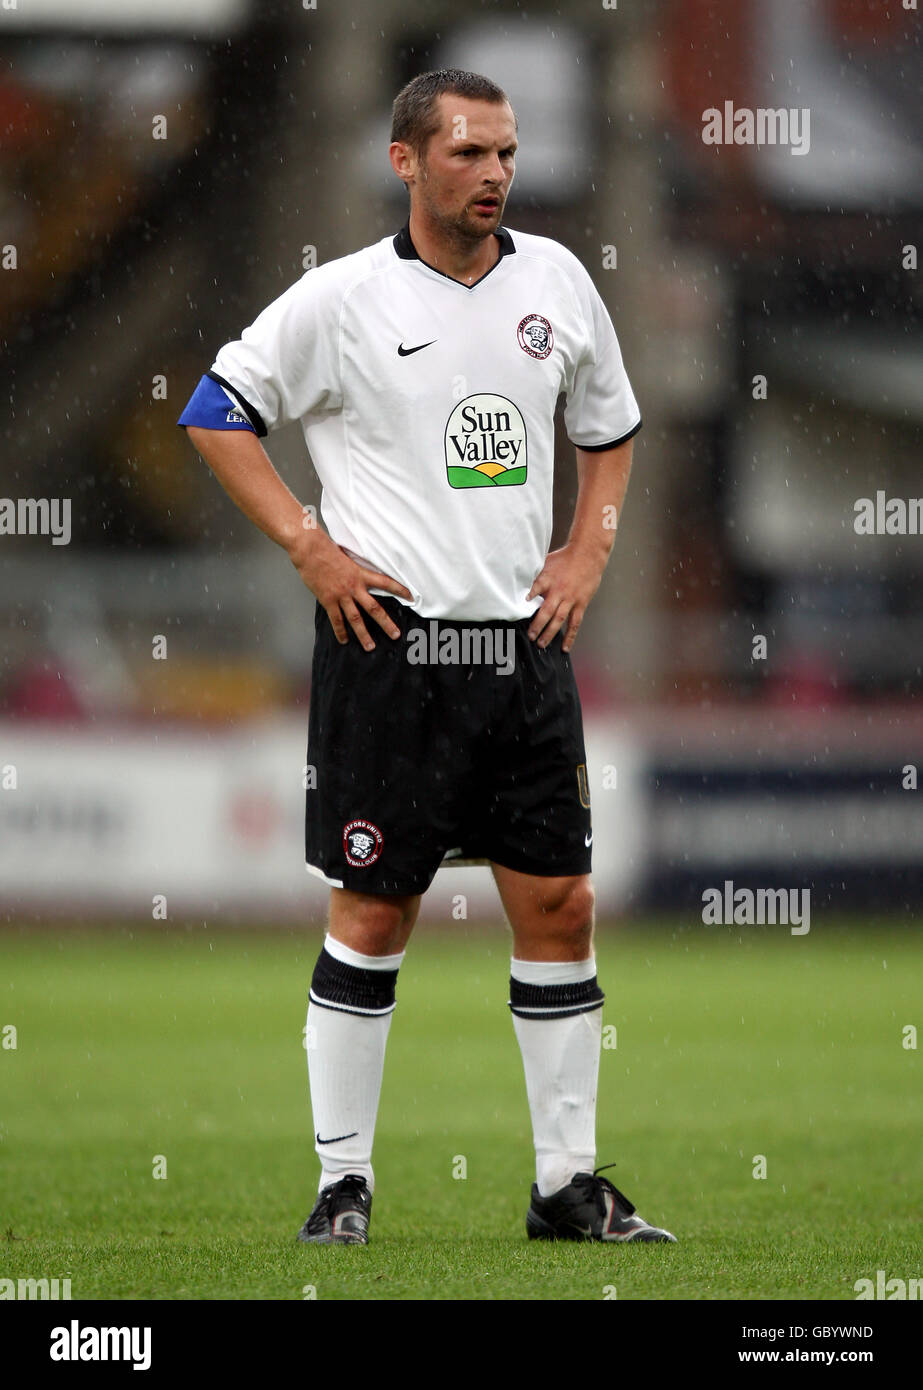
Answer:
[{"xmin": 0, "ymin": 719, "xmax": 643, "ymax": 921}]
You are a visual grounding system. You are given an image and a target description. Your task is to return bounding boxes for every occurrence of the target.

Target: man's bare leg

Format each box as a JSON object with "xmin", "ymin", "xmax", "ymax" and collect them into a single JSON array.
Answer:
[{"xmin": 328, "ymin": 887, "xmax": 421, "ymax": 955}]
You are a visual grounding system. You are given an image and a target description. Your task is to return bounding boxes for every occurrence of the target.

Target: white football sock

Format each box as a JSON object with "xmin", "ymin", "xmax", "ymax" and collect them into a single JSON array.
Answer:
[
  {"xmin": 510, "ymin": 956, "xmax": 603, "ymax": 1198},
  {"xmin": 306, "ymin": 934, "xmax": 404, "ymax": 1194}
]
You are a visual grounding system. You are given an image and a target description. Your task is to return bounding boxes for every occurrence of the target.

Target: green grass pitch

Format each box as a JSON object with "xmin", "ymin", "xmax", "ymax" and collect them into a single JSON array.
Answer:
[{"xmin": 0, "ymin": 919, "xmax": 920, "ymax": 1300}]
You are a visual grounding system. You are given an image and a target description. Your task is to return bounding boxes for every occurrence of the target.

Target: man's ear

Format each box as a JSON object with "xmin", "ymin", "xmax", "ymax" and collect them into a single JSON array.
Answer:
[{"xmin": 389, "ymin": 141, "xmax": 417, "ymax": 187}]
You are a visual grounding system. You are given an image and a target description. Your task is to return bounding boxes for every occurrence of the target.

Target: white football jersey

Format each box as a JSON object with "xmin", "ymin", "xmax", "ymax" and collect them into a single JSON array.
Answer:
[{"xmin": 210, "ymin": 223, "xmax": 641, "ymax": 621}]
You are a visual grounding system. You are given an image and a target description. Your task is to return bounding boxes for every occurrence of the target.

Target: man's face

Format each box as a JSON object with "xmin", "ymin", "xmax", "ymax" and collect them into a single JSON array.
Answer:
[{"xmin": 396, "ymin": 94, "xmax": 517, "ymax": 242}]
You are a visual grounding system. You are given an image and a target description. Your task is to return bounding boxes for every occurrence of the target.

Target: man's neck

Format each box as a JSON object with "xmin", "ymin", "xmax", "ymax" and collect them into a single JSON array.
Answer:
[{"xmin": 407, "ymin": 211, "xmax": 499, "ymax": 286}]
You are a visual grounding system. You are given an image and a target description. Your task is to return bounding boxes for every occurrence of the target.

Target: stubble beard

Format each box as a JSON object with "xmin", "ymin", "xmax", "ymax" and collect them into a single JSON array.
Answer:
[{"xmin": 416, "ymin": 159, "xmax": 503, "ymax": 254}]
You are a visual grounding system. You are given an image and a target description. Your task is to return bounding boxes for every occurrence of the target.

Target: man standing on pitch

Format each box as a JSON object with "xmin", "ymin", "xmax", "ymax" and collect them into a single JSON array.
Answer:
[{"xmin": 178, "ymin": 69, "xmax": 675, "ymax": 1246}]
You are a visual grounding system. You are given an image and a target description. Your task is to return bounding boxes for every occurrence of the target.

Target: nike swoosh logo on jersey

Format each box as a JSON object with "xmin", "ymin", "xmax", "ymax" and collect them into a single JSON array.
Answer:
[
  {"xmin": 585, "ymin": 831, "xmax": 593, "ymax": 847},
  {"xmin": 397, "ymin": 340, "xmax": 436, "ymax": 356},
  {"xmin": 316, "ymin": 1130, "xmax": 359, "ymax": 1145}
]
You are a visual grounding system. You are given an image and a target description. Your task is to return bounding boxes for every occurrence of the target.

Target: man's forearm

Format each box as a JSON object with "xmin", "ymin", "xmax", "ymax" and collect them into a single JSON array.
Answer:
[
  {"xmin": 185, "ymin": 426, "xmax": 308, "ymax": 554},
  {"xmin": 568, "ymin": 439, "xmax": 634, "ymax": 566},
  {"xmin": 186, "ymin": 424, "xmax": 413, "ymax": 647},
  {"xmin": 526, "ymin": 438, "xmax": 635, "ymax": 649}
]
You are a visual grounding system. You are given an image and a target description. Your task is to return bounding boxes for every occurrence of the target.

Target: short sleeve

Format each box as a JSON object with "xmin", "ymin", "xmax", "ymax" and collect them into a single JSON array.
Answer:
[
  {"xmin": 208, "ymin": 266, "xmax": 344, "ymax": 434},
  {"xmin": 177, "ymin": 374, "xmax": 257, "ymax": 432},
  {"xmin": 563, "ymin": 263, "xmax": 641, "ymax": 451}
]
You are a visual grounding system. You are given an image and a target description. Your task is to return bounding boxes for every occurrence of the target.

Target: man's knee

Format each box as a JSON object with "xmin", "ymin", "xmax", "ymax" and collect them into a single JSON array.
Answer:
[
  {"xmin": 329, "ymin": 889, "xmax": 419, "ymax": 955},
  {"xmin": 550, "ymin": 877, "xmax": 595, "ymax": 946},
  {"xmin": 519, "ymin": 876, "xmax": 595, "ymax": 953}
]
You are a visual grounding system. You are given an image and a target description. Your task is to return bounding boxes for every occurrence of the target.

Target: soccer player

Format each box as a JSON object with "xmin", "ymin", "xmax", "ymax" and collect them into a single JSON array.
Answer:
[{"xmin": 178, "ymin": 69, "xmax": 675, "ymax": 1246}]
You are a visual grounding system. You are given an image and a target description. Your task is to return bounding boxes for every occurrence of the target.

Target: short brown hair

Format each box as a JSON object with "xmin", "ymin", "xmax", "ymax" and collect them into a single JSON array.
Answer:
[{"xmin": 390, "ymin": 69, "xmax": 515, "ymax": 157}]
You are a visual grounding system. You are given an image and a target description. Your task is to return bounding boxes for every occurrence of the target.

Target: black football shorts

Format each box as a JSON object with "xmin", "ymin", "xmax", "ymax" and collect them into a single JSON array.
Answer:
[{"xmin": 304, "ymin": 596, "xmax": 593, "ymax": 894}]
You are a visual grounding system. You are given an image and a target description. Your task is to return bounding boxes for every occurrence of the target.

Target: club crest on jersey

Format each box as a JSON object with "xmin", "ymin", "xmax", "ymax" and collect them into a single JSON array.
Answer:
[
  {"xmin": 343, "ymin": 819, "xmax": 384, "ymax": 867},
  {"xmin": 444, "ymin": 392, "xmax": 528, "ymax": 489},
  {"xmin": 517, "ymin": 313, "xmax": 553, "ymax": 360}
]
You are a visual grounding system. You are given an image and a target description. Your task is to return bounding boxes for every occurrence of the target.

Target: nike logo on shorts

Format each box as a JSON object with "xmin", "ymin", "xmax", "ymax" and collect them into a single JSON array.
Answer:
[{"xmin": 585, "ymin": 831, "xmax": 593, "ymax": 847}]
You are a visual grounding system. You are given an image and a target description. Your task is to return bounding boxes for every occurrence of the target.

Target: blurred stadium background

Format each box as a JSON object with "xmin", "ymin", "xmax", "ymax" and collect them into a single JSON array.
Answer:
[{"xmin": 2, "ymin": 0, "xmax": 921, "ymax": 925}]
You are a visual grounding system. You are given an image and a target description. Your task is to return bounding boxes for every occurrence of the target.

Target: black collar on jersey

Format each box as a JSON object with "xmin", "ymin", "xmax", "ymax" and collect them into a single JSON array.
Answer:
[{"xmin": 393, "ymin": 220, "xmax": 515, "ymax": 289}]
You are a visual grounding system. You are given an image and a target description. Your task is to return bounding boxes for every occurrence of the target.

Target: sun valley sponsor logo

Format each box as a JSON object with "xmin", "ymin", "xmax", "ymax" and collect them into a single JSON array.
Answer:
[
  {"xmin": 49, "ymin": 1320, "xmax": 151, "ymax": 1371},
  {"xmin": 406, "ymin": 620, "xmax": 515, "ymax": 676},
  {"xmin": 444, "ymin": 393, "xmax": 527, "ymax": 489}
]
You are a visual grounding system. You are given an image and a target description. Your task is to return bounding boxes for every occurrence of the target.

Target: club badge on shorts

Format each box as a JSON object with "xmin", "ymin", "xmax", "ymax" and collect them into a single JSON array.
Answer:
[{"xmin": 343, "ymin": 819, "xmax": 384, "ymax": 867}]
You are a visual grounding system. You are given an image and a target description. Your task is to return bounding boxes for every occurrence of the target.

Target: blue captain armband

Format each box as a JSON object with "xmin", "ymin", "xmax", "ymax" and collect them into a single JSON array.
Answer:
[{"xmin": 177, "ymin": 373, "xmax": 266, "ymax": 435}]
